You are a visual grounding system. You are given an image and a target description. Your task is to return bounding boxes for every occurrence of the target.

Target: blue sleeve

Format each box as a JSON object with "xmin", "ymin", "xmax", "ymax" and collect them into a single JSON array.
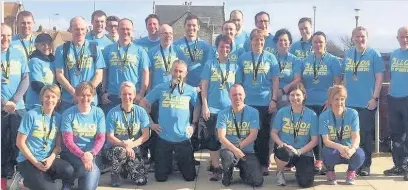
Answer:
[
  {"xmin": 18, "ymin": 112, "xmax": 33, "ymax": 135},
  {"xmin": 140, "ymin": 108, "xmax": 150, "ymax": 129},
  {"xmin": 28, "ymin": 59, "xmax": 43, "ymax": 82},
  {"xmin": 235, "ymin": 56, "xmax": 244, "ymax": 84},
  {"xmin": 289, "ymin": 43, "xmax": 296, "ymax": 55},
  {"xmin": 272, "ymin": 109, "xmax": 283, "ymax": 131},
  {"xmin": 243, "ymin": 39, "xmax": 250, "ymax": 52},
  {"xmin": 250, "ymin": 108, "xmax": 260, "ymax": 130},
  {"xmin": 95, "ymin": 48, "xmax": 106, "ymax": 69},
  {"xmin": 102, "ymin": 46, "xmax": 110, "ymax": 67},
  {"xmin": 190, "ymin": 87, "xmax": 198, "ymax": 106},
  {"xmin": 54, "ymin": 46, "xmax": 64, "ymax": 69},
  {"xmin": 330, "ymin": 56, "xmax": 342, "ymax": 77},
  {"xmin": 310, "ymin": 111, "xmax": 319, "ymax": 136},
  {"xmin": 351, "ymin": 110, "xmax": 360, "ymax": 132},
  {"xmin": 145, "ymin": 85, "xmax": 160, "ymax": 105},
  {"xmin": 60, "ymin": 110, "xmax": 73, "ymax": 132},
  {"xmin": 319, "ymin": 112, "xmax": 329, "ymax": 136},
  {"xmin": 106, "ymin": 110, "xmax": 115, "ymax": 134},
  {"xmin": 268, "ymin": 54, "xmax": 280, "ymax": 78},
  {"xmin": 205, "ymin": 43, "xmax": 213, "ymax": 62},
  {"xmin": 139, "ymin": 48, "xmax": 150, "ymax": 70},
  {"xmin": 200, "ymin": 61, "xmax": 212, "ymax": 81},
  {"xmin": 147, "ymin": 49, "xmax": 154, "ymax": 69},
  {"xmin": 373, "ymin": 50, "xmax": 385, "ymax": 73},
  {"xmin": 20, "ymin": 53, "xmax": 29, "ymax": 73},
  {"xmin": 293, "ymin": 57, "xmax": 302, "ymax": 75},
  {"xmin": 96, "ymin": 108, "xmax": 106, "ymax": 133},
  {"xmin": 215, "ymin": 111, "xmax": 227, "ymax": 129}
]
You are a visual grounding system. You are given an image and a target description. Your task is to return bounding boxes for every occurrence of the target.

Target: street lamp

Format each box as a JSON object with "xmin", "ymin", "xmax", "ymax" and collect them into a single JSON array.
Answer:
[
  {"xmin": 313, "ymin": 6, "xmax": 316, "ymax": 33},
  {"xmin": 354, "ymin": 8, "xmax": 360, "ymax": 28},
  {"xmin": 49, "ymin": 13, "xmax": 59, "ymax": 30}
]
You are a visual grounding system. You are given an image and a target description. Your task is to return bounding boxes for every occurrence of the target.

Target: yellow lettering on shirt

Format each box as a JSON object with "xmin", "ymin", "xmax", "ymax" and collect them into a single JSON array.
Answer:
[
  {"xmin": 114, "ymin": 121, "xmax": 141, "ymax": 136},
  {"xmin": 328, "ymin": 125, "xmax": 351, "ymax": 141},
  {"xmin": 161, "ymin": 92, "xmax": 190, "ymax": 109},
  {"xmin": 32, "ymin": 119, "xmax": 58, "ymax": 139},
  {"xmin": 225, "ymin": 120, "xmax": 250, "ymax": 136},
  {"xmin": 43, "ymin": 68, "xmax": 54, "ymax": 84},
  {"xmin": 345, "ymin": 58, "xmax": 371, "ymax": 72},
  {"xmin": 153, "ymin": 55, "xmax": 177, "ymax": 69},
  {"xmin": 210, "ymin": 69, "xmax": 236, "ymax": 82},
  {"xmin": 8, "ymin": 60, "xmax": 22, "ymax": 75},
  {"xmin": 243, "ymin": 61, "xmax": 270, "ymax": 74},
  {"xmin": 72, "ymin": 120, "xmax": 98, "ymax": 137},
  {"xmin": 281, "ymin": 117, "xmax": 311, "ymax": 136},
  {"xmin": 303, "ymin": 62, "xmax": 328, "ymax": 76},
  {"xmin": 109, "ymin": 52, "xmax": 138, "ymax": 67},
  {"xmin": 391, "ymin": 57, "xmax": 408, "ymax": 73}
]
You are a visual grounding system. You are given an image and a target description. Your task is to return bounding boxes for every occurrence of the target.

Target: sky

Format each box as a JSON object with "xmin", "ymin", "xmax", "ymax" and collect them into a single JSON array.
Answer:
[{"xmin": 4, "ymin": 0, "xmax": 408, "ymax": 52}]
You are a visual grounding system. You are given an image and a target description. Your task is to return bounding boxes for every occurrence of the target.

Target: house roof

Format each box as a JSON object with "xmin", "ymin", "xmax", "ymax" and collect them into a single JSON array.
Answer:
[
  {"xmin": 4, "ymin": 2, "xmax": 23, "ymax": 18},
  {"xmin": 155, "ymin": 5, "xmax": 225, "ymax": 32}
]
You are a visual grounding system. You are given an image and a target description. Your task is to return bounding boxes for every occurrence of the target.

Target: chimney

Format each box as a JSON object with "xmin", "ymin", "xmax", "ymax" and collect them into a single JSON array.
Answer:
[
  {"xmin": 37, "ymin": 25, "xmax": 43, "ymax": 32},
  {"xmin": 53, "ymin": 26, "xmax": 56, "ymax": 31}
]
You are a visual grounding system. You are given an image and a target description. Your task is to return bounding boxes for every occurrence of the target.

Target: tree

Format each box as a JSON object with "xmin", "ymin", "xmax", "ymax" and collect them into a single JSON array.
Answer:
[
  {"xmin": 340, "ymin": 35, "xmax": 354, "ymax": 50},
  {"xmin": 326, "ymin": 40, "xmax": 344, "ymax": 58}
]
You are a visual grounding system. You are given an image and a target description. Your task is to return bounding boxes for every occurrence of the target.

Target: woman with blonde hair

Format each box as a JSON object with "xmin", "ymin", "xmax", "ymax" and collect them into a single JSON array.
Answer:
[
  {"xmin": 319, "ymin": 85, "xmax": 365, "ymax": 185},
  {"xmin": 16, "ymin": 85, "xmax": 74, "ymax": 190}
]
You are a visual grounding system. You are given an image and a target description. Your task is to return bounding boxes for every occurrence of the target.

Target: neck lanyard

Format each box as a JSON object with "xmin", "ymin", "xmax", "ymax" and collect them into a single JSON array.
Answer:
[
  {"xmin": 169, "ymin": 80, "xmax": 185, "ymax": 95},
  {"xmin": 275, "ymin": 51, "xmax": 288, "ymax": 73},
  {"xmin": 217, "ymin": 57, "xmax": 230, "ymax": 86},
  {"xmin": 117, "ymin": 43, "xmax": 131, "ymax": 71},
  {"xmin": 72, "ymin": 42, "xmax": 86, "ymax": 74},
  {"xmin": 313, "ymin": 53, "xmax": 324, "ymax": 79},
  {"xmin": 160, "ymin": 45, "xmax": 172, "ymax": 73},
  {"xmin": 353, "ymin": 48, "xmax": 367, "ymax": 77},
  {"xmin": 300, "ymin": 38, "xmax": 311, "ymax": 55},
  {"xmin": 1, "ymin": 48, "xmax": 11, "ymax": 79},
  {"xmin": 251, "ymin": 51, "xmax": 264, "ymax": 82},
  {"xmin": 332, "ymin": 110, "xmax": 345, "ymax": 140},
  {"xmin": 19, "ymin": 35, "xmax": 33, "ymax": 60},
  {"xmin": 121, "ymin": 106, "xmax": 135, "ymax": 140},
  {"xmin": 290, "ymin": 106, "xmax": 304, "ymax": 142},
  {"xmin": 231, "ymin": 106, "xmax": 245, "ymax": 140},
  {"xmin": 41, "ymin": 109, "xmax": 54, "ymax": 149},
  {"xmin": 184, "ymin": 37, "xmax": 198, "ymax": 62}
]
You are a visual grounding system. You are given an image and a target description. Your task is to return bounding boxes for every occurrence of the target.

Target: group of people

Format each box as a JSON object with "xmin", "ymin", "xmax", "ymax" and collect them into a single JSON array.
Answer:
[{"xmin": 1, "ymin": 7, "xmax": 408, "ymax": 190}]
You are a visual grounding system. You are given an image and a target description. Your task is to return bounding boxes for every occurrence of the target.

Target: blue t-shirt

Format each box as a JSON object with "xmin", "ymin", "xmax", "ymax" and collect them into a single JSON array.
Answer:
[
  {"xmin": 275, "ymin": 53, "xmax": 303, "ymax": 88},
  {"xmin": 85, "ymin": 33, "xmax": 113, "ymax": 51},
  {"xmin": 216, "ymin": 105, "xmax": 260, "ymax": 153},
  {"xmin": 235, "ymin": 31, "xmax": 249, "ymax": 49},
  {"xmin": 1, "ymin": 47, "xmax": 29, "ymax": 110},
  {"xmin": 201, "ymin": 58, "xmax": 239, "ymax": 113},
  {"xmin": 272, "ymin": 106, "xmax": 318, "ymax": 151},
  {"xmin": 134, "ymin": 36, "xmax": 160, "ymax": 52},
  {"xmin": 343, "ymin": 47, "xmax": 384, "ymax": 108},
  {"xmin": 11, "ymin": 35, "xmax": 37, "ymax": 60},
  {"xmin": 148, "ymin": 44, "xmax": 180, "ymax": 88},
  {"xmin": 244, "ymin": 34, "xmax": 276, "ymax": 54},
  {"xmin": 174, "ymin": 37, "xmax": 212, "ymax": 87},
  {"xmin": 289, "ymin": 40, "xmax": 313, "ymax": 59},
  {"xmin": 389, "ymin": 49, "xmax": 408, "ymax": 97},
  {"xmin": 17, "ymin": 107, "xmax": 61, "ymax": 162},
  {"xmin": 103, "ymin": 43, "xmax": 150, "ymax": 95},
  {"xmin": 319, "ymin": 108, "xmax": 359, "ymax": 146},
  {"xmin": 236, "ymin": 51, "xmax": 280, "ymax": 106},
  {"xmin": 145, "ymin": 82, "xmax": 198, "ymax": 142},
  {"xmin": 54, "ymin": 40, "xmax": 106, "ymax": 104},
  {"xmin": 302, "ymin": 53, "xmax": 342, "ymax": 105},
  {"xmin": 105, "ymin": 104, "xmax": 150, "ymax": 149},
  {"xmin": 60, "ymin": 105, "xmax": 106, "ymax": 152},
  {"xmin": 26, "ymin": 57, "xmax": 55, "ymax": 110}
]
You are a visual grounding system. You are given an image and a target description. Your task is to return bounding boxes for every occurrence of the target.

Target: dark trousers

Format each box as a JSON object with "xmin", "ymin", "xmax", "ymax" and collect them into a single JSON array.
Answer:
[
  {"xmin": 1, "ymin": 110, "xmax": 24, "ymax": 177},
  {"xmin": 322, "ymin": 147, "xmax": 365, "ymax": 172},
  {"xmin": 351, "ymin": 107, "xmax": 376, "ymax": 168},
  {"xmin": 154, "ymin": 138, "xmax": 196, "ymax": 182},
  {"xmin": 252, "ymin": 106, "xmax": 272, "ymax": 167},
  {"xmin": 18, "ymin": 159, "xmax": 74, "ymax": 190},
  {"xmin": 274, "ymin": 147, "xmax": 314, "ymax": 188},
  {"xmin": 203, "ymin": 113, "xmax": 221, "ymax": 151},
  {"xmin": 220, "ymin": 149, "xmax": 263, "ymax": 187},
  {"xmin": 388, "ymin": 95, "xmax": 408, "ymax": 168},
  {"xmin": 140, "ymin": 102, "xmax": 160, "ymax": 162},
  {"xmin": 307, "ymin": 105, "xmax": 324, "ymax": 161}
]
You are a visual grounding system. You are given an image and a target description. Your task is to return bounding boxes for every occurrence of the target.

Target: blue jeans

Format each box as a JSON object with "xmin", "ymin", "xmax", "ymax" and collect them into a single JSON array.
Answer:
[
  {"xmin": 322, "ymin": 147, "xmax": 365, "ymax": 172},
  {"xmin": 351, "ymin": 107, "xmax": 376, "ymax": 168},
  {"xmin": 61, "ymin": 151, "xmax": 100, "ymax": 190}
]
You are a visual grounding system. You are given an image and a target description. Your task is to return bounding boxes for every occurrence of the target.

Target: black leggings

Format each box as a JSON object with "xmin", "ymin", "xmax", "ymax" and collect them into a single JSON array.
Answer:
[{"xmin": 18, "ymin": 159, "xmax": 74, "ymax": 190}]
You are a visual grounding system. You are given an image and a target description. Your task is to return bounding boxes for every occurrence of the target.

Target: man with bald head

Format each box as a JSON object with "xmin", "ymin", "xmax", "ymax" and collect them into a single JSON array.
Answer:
[
  {"xmin": 384, "ymin": 26, "xmax": 408, "ymax": 181},
  {"xmin": 1, "ymin": 23, "xmax": 30, "ymax": 179},
  {"xmin": 55, "ymin": 17, "xmax": 106, "ymax": 112},
  {"xmin": 229, "ymin": 10, "xmax": 249, "ymax": 49},
  {"xmin": 101, "ymin": 18, "xmax": 150, "ymax": 113},
  {"xmin": 146, "ymin": 24, "xmax": 181, "ymax": 166},
  {"xmin": 216, "ymin": 84, "xmax": 263, "ymax": 187}
]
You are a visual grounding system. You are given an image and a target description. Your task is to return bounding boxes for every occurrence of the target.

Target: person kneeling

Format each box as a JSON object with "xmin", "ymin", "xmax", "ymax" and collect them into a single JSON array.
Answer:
[
  {"xmin": 320, "ymin": 85, "xmax": 365, "ymax": 185},
  {"xmin": 216, "ymin": 84, "xmax": 263, "ymax": 187},
  {"xmin": 105, "ymin": 81, "xmax": 150, "ymax": 187},
  {"xmin": 271, "ymin": 84, "xmax": 318, "ymax": 188},
  {"xmin": 16, "ymin": 85, "xmax": 74, "ymax": 190}
]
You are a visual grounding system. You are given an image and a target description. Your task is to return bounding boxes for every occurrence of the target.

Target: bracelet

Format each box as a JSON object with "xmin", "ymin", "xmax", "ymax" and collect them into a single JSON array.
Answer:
[
  {"xmin": 271, "ymin": 98, "xmax": 278, "ymax": 103},
  {"xmin": 280, "ymin": 88, "xmax": 286, "ymax": 95}
]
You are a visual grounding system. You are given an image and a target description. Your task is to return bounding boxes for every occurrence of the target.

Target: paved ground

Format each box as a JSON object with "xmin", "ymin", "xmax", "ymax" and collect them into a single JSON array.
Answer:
[{"xmin": 7, "ymin": 152, "xmax": 408, "ymax": 190}]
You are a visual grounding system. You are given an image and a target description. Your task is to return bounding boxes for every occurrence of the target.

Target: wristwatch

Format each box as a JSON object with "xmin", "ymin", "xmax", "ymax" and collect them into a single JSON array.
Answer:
[{"xmin": 372, "ymin": 96, "xmax": 379, "ymax": 101}]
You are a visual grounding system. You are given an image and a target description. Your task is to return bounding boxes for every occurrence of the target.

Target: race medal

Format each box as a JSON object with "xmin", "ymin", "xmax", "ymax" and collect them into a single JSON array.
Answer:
[
  {"xmin": 42, "ymin": 143, "xmax": 48, "ymax": 150},
  {"xmin": 352, "ymin": 75, "xmax": 358, "ymax": 81},
  {"xmin": 2, "ymin": 78, "xmax": 9, "ymax": 84},
  {"xmin": 164, "ymin": 71, "xmax": 171, "ymax": 76},
  {"xmin": 120, "ymin": 66, "xmax": 126, "ymax": 72},
  {"xmin": 219, "ymin": 83, "xmax": 226, "ymax": 89},
  {"xmin": 75, "ymin": 70, "xmax": 81, "ymax": 76},
  {"xmin": 279, "ymin": 73, "xmax": 285, "ymax": 78},
  {"xmin": 313, "ymin": 78, "xmax": 320, "ymax": 84},
  {"xmin": 252, "ymin": 79, "xmax": 257, "ymax": 85}
]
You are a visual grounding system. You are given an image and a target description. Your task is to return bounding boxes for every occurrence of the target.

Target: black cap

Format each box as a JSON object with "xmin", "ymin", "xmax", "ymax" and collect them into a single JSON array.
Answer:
[{"xmin": 34, "ymin": 33, "xmax": 53, "ymax": 44}]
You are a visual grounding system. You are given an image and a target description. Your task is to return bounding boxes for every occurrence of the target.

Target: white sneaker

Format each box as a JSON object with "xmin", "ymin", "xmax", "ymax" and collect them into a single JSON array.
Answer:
[
  {"xmin": 276, "ymin": 171, "xmax": 286, "ymax": 186},
  {"xmin": 9, "ymin": 172, "xmax": 24, "ymax": 190}
]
